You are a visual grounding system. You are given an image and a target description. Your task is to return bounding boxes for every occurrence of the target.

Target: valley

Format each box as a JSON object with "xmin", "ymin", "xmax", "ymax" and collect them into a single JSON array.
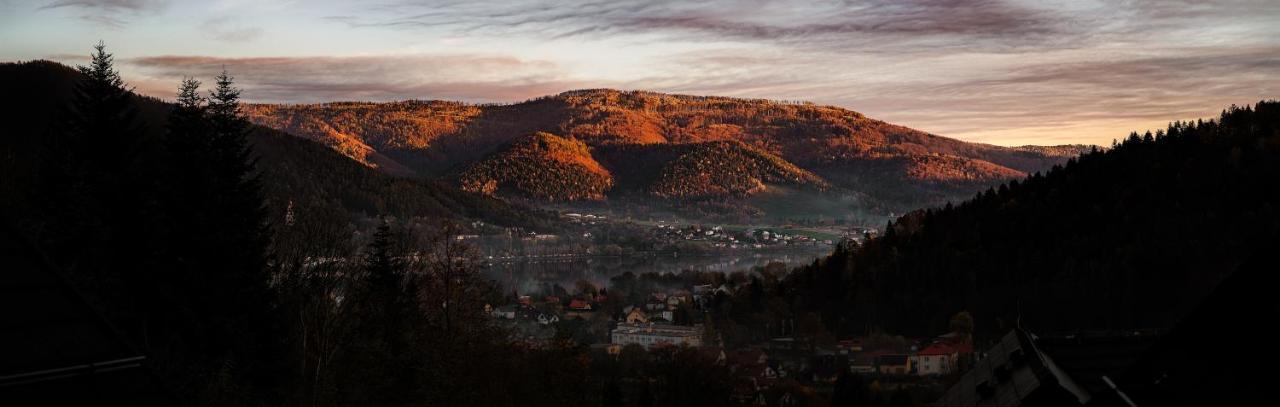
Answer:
[
  {"xmin": 3, "ymin": 35, "xmax": 1272, "ymax": 405},
  {"xmin": 244, "ymin": 90, "xmax": 1092, "ymax": 221}
]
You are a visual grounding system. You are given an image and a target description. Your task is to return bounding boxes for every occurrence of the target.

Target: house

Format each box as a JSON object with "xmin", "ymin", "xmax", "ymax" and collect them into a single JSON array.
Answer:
[
  {"xmin": 536, "ymin": 313, "xmax": 560, "ymax": 325},
  {"xmin": 565, "ymin": 299, "xmax": 595, "ymax": 319},
  {"xmin": 666, "ymin": 296, "xmax": 684, "ymax": 308},
  {"xmin": 568, "ymin": 298, "xmax": 593, "ymax": 311},
  {"xmin": 876, "ymin": 354, "xmax": 912, "ymax": 375},
  {"xmin": 624, "ymin": 307, "xmax": 649, "ymax": 324},
  {"xmin": 916, "ymin": 342, "xmax": 961, "ymax": 375},
  {"xmin": 610, "ymin": 323, "xmax": 703, "ymax": 349},
  {"xmin": 913, "ymin": 331, "xmax": 975, "ymax": 376}
]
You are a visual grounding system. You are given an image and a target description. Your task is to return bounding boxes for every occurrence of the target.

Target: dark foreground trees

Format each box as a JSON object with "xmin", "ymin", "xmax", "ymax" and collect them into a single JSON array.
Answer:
[
  {"xmin": 783, "ymin": 101, "xmax": 1280, "ymax": 339},
  {"xmin": 23, "ymin": 43, "xmax": 280, "ymax": 402},
  {"xmin": 7, "ymin": 43, "xmax": 731, "ymax": 406}
]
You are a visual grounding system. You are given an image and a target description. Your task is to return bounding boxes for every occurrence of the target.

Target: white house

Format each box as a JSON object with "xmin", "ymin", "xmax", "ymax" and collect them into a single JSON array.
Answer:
[{"xmin": 611, "ymin": 323, "xmax": 702, "ymax": 349}]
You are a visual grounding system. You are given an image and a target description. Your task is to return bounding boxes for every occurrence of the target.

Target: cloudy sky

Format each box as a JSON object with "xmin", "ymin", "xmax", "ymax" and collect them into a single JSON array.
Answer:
[{"xmin": 2, "ymin": 0, "xmax": 1278, "ymax": 146}]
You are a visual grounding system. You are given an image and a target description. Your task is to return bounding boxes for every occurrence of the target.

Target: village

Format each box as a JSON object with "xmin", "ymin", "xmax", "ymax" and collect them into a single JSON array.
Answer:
[
  {"xmin": 563, "ymin": 212, "xmax": 873, "ymax": 250},
  {"xmin": 486, "ymin": 272, "xmax": 973, "ymax": 403}
]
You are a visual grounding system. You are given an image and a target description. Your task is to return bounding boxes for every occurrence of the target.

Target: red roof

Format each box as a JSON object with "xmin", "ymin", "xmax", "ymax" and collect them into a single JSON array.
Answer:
[
  {"xmin": 921, "ymin": 343, "xmax": 962, "ymax": 355},
  {"xmin": 568, "ymin": 299, "xmax": 593, "ymax": 310}
]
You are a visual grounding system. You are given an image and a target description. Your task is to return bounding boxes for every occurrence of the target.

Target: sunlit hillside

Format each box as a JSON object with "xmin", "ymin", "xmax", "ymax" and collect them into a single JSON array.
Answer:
[{"xmin": 246, "ymin": 89, "xmax": 1090, "ymax": 212}]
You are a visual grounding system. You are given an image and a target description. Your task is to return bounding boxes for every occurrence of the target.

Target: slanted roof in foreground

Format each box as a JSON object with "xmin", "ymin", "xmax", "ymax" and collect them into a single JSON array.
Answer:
[{"xmin": 934, "ymin": 328, "xmax": 1090, "ymax": 407}]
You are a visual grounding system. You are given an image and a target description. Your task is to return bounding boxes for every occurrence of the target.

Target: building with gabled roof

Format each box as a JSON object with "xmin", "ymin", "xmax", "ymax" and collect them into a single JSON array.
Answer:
[
  {"xmin": 568, "ymin": 298, "xmax": 593, "ymax": 311},
  {"xmin": 915, "ymin": 340, "xmax": 973, "ymax": 376},
  {"xmin": 876, "ymin": 354, "xmax": 912, "ymax": 375}
]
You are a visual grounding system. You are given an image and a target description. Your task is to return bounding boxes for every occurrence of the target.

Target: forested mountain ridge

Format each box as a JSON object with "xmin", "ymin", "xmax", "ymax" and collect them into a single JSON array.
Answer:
[
  {"xmin": 244, "ymin": 89, "xmax": 1090, "ymax": 211},
  {"xmin": 0, "ymin": 60, "xmax": 557, "ymax": 229},
  {"xmin": 459, "ymin": 131, "xmax": 615, "ymax": 201},
  {"xmin": 781, "ymin": 101, "xmax": 1280, "ymax": 338}
]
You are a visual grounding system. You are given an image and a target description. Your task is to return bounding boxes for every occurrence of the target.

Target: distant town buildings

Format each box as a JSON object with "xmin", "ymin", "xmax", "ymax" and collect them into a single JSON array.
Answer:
[
  {"xmin": 610, "ymin": 323, "xmax": 703, "ymax": 349},
  {"xmin": 914, "ymin": 341, "xmax": 972, "ymax": 375},
  {"xmin": 876, "ymin": 354, "xmax": 912, "ymax": 375}
]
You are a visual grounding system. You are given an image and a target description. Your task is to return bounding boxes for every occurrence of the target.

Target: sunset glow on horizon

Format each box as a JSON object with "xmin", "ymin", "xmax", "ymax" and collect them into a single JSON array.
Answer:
[{"xmin": 3, "ymin": 0, "xmax": 1278, "ymax": 146}]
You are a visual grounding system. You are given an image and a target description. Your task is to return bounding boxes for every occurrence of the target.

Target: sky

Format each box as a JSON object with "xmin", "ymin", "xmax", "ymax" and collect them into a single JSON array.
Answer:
[{"xmin": 2, "ymin": 0, "xmax": 1278, "ymax": 146}]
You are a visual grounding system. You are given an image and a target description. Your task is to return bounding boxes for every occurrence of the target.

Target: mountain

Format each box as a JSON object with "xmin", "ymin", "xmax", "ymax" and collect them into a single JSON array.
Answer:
[
  {"xmin": 0, "ymin": 60, "xmax": 556, "ymax": 229},
  {"xmin": 781, "ymin": 101, "xmax": 1280, "ymax": 337},
  {"xmin": 459, "ymin": 132, "xmax": 614, "ymax": 201},
  {"xmin": 244, "ymin": 89, "xmax": 1090, "ymax": 217}
]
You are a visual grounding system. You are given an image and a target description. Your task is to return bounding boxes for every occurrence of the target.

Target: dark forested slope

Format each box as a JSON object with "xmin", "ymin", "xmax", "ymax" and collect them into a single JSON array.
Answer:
[
  {"xmin": 0, "ymin": 60, "xmax": 556, "ymax": 229},
  {"xmin": 782, "ymin": 102, "xmax": 1280, "ymax": 337}
]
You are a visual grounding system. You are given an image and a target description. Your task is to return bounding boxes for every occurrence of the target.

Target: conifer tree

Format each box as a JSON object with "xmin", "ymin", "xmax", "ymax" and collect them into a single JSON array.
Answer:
[
  {"xmin": 193, "ymin": 69, "xmax": 276, "ymax": 389},
  {"xmin": 41, "ymin": 41, "xmax": 148, "ymax": 260},
  {"xmin": 73, "ymin": 41, "xmax": 141, "ymax": 161},
  {"xmin": 203, "ymin": 68, "xmax": 268, "ymax": 273},
  {"xmin": 165, "ymin": 78, "xmax": 212, "ymax": 188},
  {"xmin": 40, "ymin": 40, "xmax": 161, "ymax": 318}
]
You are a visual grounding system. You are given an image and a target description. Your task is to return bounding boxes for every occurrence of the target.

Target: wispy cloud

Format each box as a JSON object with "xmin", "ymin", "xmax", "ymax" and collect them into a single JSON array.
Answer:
[
  {"xmin": 199, "ymin": 17, "xmax": 264, "ymax": 43},
  {"xmin": 126, "ymin": 54, "xmax": 594, "ymax": 103},
  {"xmin": 40, "ymin": 0, "xmax": 167, "ymax": 27},
  {"xmin": 331, "ymin": 0, "xmax": 1088, "ymax": 53},
  {"xmin": 13, "ymin": 0, "xmax": 1278, "ymax": 146},
  {"xmin": 41, "ymin": 0, "xmax": 163, "ymax": 11}
]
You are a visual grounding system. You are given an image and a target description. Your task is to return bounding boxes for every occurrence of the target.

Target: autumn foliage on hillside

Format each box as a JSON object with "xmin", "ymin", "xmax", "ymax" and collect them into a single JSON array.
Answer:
[
  {"xmin": 245, "ymin": 89, "xmax": 1089, "ymax": 209},
  {"xmin": 643, "ymin": 141, "xmax": 827, "ymax": 198},
  {"xmin": 244, "ymin": 101, "xmax": 483, "ymax": 176},
  {"xmin": 459, "ymin": 132, "xmax": 613, "ymax": 201}
]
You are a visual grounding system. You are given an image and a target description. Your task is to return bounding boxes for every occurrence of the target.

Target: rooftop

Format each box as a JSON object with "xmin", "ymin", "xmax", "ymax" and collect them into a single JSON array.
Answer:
[{"xmin": 612, "ymin": 323, "xmax": 701, "ymax": 338}]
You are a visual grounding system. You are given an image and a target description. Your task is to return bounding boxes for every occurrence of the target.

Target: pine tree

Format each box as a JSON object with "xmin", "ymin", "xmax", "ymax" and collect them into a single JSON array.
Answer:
[
  {"xmin": 40, "ymin": 41, "xmax": 148, "ymax": 263},
  {"xmin": 170, "ymin": 78, "xmax": 207, "ymax": 135},
  {"xmin": 73, "ymin": 41, "xmax": 140, "ymax": 160},
  {"xmin": 40, "ymin": 40, "xmax": 161, "ymax": 319},
  {"xmin": 35, "ymin": 41, "xmax": 187, "ymax": 393},
  {"xmin": 165, "ymin": 77, "xmax": 213, "ymax": 192},
  {"xmin": 175, "ymin": 69, "xmax": 276, "ymax": 396},
  {"xmin": 365, "ymin": 220, "xmax": 405, "ymax": 292},
  {"xmin": 346, "ymin": 219, "xmax": 423, "ymax": 404}
]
